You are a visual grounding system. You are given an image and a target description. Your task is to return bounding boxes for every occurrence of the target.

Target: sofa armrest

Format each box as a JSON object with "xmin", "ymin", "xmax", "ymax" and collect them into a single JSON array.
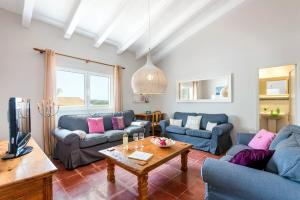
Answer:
[
  {"xmin": 202, "ymin": 158, "xmax": 300, "ymax": 200},
  {"xmin": 134, "ymin": 120, "xmax": 151, "ymax": 136},
  {"xmin": 237, "ymin": 132, "xmax": 255, "ymax": 145},
  {"xmin": 159, "ymin": 119, "xmax": 170, "ymax": 134},
  {"xmin": 212, "ymin": 123, "xmax": 233, "ymax": 136},
  {"xmin": 53, "ymin": 128, "xmax": 80, "ymax": 145}
]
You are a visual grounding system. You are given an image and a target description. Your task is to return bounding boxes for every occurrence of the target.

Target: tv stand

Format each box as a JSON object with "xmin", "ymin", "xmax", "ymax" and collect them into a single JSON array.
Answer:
[{"xmin": 0, "ymin": 138, "xmax": 57, "ymax": 200}]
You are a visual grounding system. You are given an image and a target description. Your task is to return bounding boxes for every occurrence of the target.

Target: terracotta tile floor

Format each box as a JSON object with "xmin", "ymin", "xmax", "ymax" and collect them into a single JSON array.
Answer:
[{"xmin": 52, "ymin": 149, "xmax": 221, "ymax": 200}]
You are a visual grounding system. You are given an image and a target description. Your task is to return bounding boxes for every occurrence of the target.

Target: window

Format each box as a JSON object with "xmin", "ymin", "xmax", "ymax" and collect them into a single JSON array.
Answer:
[
  {"xmin": 56, "ymin": 68, "xmax": 112, "ymax": 109},
  {"xmin": 89, "ymin": 75, "xmax": 110, "ymax": 106}
]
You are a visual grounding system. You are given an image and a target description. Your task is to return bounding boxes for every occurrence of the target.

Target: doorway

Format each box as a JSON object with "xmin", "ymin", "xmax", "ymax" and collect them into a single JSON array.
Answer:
[{"xmin": 258, "ymin": 65, "xmax": 296, "ymax": 133}]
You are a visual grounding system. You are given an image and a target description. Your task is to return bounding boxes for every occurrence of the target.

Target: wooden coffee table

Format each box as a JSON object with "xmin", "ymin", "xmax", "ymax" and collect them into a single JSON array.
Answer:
[{"xmin": 99, "ymin": 136, "xmax": 192, "ymax": 200}]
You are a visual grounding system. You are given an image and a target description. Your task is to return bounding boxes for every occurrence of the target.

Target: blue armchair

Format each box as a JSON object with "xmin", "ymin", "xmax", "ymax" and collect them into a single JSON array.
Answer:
[
  {"xmin": 202, "ymin": 125, "xmax": 300, "ymax": 200},
  {"xmin": 159, "ymin": 112, "xmax": 233, "ymax": 155}
]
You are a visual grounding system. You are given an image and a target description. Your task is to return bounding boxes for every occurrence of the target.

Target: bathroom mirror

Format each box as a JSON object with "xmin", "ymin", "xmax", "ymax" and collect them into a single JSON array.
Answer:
[{"xmin": 176, "ymin": 75, "xmax": 232, "ymax": 102}]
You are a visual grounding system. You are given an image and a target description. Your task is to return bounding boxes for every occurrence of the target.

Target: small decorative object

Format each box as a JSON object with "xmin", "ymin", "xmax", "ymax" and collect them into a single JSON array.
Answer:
[
  {"xmin": 145, "ymin": 110, "xmax": 152, "ymax": 114},
  {"xmin": 220, "ymin": 86, "xmax": 228, "ymax": 97},
  {"xmin": 151, "ymin": 137, "xmax": 176, "ymax": 148},
  {"xmin": 215, "ymin": 86, "xmax": 224, "ymax": 96}
]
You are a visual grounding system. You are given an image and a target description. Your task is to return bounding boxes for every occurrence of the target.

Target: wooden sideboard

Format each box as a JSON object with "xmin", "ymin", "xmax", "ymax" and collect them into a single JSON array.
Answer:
[{"xmin": 0, "ymin": 138, "xmax": 57, "ymax": 200}]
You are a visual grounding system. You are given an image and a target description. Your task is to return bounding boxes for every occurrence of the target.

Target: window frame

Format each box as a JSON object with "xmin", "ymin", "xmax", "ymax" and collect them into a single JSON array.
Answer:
[{"xmin": 56, "ymin": 66, "xmax": 113, "ymax": 112}]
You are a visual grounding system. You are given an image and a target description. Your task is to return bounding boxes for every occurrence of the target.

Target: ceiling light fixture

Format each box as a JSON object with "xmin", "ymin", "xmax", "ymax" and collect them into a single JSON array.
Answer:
[{"xmin": 131, "ymin": 0, "xmax": 167, "ymax": 95}]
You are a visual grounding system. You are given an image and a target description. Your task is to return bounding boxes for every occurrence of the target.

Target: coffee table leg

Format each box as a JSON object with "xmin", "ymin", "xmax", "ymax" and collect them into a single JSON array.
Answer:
[
  {"xmin": 107, "ymin": 159, "xmax": 115, "ymax": 183},
  {"xmin": 138, "ymin": 173, "xmax": 148, "ymax": 200},
  {"xmin": 181, "ymin": 150, "xmax": 189, "ymax": 172}
]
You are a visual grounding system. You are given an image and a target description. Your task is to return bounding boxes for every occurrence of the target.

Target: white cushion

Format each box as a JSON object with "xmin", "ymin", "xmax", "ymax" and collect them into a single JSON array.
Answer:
[
  {"xmin": 185, "ymin": 116, "xmax": 202, "ymax": 130},
  {"xmin": 206, "ymin": 122, "xmax": 218, "ymax": 131},
  {"xmin": 72, "ymin": 130, "xmax": 87, "ymax": 140},
  {"xmin": 170, "ymin": 119, "xmax": 182, "ymax": 127},
  {"xmin": 131, "ymin": 121, "xmax": 145, "ymax": 127}
]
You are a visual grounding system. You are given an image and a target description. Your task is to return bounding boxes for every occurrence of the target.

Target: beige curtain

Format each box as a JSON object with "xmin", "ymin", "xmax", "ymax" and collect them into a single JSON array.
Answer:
[
  {"xmin": 42, "ymin": 49, "xmax": 56, "ymax": 157},
  {"xmin": 114, "ymin": 65, "xmax": 122, "ymax": 112}
]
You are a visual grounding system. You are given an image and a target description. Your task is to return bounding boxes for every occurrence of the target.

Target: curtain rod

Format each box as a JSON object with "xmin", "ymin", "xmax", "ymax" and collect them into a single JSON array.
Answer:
[{"xmin": 33, "ymin": 48, "xmax": 125, "ymax": 69}]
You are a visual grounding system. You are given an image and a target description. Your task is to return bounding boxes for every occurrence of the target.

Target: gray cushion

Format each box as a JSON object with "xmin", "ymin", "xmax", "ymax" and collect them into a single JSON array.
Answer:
[
  {"xmin": 79, "ymin": 133, "xmax": 107, "ymax": 148},
  {"xmin": 166, "ymin": 125, "xmax": 187, "ymax": 135},
  {"xmin": 199, "ymin": 113, "xmax": 228, "ymax": 130},
  {"xmin": 104, "ymin": 130, "xmax": 124, "ymax": 142},
  {"xmin": 266, "ymin": 147, "xmax": 300, "ymax": 182},
  {"xmin": 226, "ymin": 144, "xmax": 251, "ymax": 156},
  {"xmin": 58, "ymin": 115, "xmax": 89, "ymax": 133},
  {"xmin": 173, "ymin": 112, "xmax": 197, "ymax": 127},
  {"xmin": 266, "ymin": 134, "xmax": 300, "ymax": 174},
  {"xmin": 124, "ymin": 126, "xmax": 144, "ymax": 136},
  {"xmin": 269, "ymin": 125, "xmax": 300, "ymax": 150},
  {"xmin": 186, "ymin": 129, "xmax": 212, "ymax": 139}
]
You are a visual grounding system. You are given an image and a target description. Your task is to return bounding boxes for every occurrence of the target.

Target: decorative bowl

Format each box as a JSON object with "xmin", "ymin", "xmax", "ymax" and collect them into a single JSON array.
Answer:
[{"xmin": 151, "ymin": 137, "xmax": 176, "ymax": 148}]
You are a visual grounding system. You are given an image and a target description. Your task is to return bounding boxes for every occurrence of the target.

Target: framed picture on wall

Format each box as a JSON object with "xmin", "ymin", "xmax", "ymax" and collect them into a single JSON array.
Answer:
[{"xmin": 133, "ymin": 94, "xmax": 149, "ymax": 103}]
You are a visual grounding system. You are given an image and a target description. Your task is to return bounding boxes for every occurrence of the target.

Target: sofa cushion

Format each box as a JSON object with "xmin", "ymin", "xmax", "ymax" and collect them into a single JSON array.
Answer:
[
  {"xmin": 185, "ymin": 116, "xmax": 202, "ymax": 130},
  {"xmin": 104, "ymin": 130, "xmax": 124, "ymax": 142},
  {"xmin": 248, "ymin": 129, "xmax": 275, "ymax": 150},
  {"xmin": 186, "ymin": 129, "xmax": 212, "ymax": 139},
  {"xmin": 220, "ymin": 155, "xmax": 233, "ymax": 162},
  {"xmin": 113, "ymin": 110, "xmax": 135, "ymax": 127},
  {"xmin": 79, "ymin": 133, "xmax": 107, "ymax": 148},
  {"xmin": 92, "ymin": 113, "xmax": 114, "ymax": 131},
  {"xmin": 166, "ymin": 125, "xmax": 188, "ymax": 135},
  {"xmin": 125, "ymin": 126, "xmax": 144, "ymax": 136},
  {"xmin": 269, "ymin": 125, "xmax": 300, "ymax": 150},
  {"xmin": 58, "ymin": 115, "xmax": 89, "ymax": 133},
  {"xmin": 229, "ymin": 149, "xmax": 275, "ymax": 170},
  {"xmin": 87, "ymin": 117, "xmax": 105, "ymax": 133},
  {"xmin": 112, "ymin": 116, "xmax": 125, "ymax": 130},
  {"xmin": 226, "ymin": 144, "xmax": 251, "ymax": 156},
  {"xmin": 199, "ymin": 113, "xmax": 228, "ymax": 130},
  {"xmin": 266, "ymin": 134, "xmax": 300, "ymax": 174},
  {"xmin": 173, "ymin": 112, "xmax": 197, "ymax": 127}
]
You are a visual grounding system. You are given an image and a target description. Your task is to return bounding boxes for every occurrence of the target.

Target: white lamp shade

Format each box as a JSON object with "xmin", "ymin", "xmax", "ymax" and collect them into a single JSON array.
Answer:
[{"xmin": 131, "ymin": 55, "xmax": 167, "ymax": 94}]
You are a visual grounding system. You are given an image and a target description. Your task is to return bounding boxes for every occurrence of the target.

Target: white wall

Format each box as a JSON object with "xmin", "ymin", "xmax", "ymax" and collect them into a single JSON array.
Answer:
[
  {"xmin": 156, "ymin": 0, "xmax": 300, "ymax": 142},
  {"xmin": 0, "ymin": 9, "xmax": 160, "ymax": 148}
]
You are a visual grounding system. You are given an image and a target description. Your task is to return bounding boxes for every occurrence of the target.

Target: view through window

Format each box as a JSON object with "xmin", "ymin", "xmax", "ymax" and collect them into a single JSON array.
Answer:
[{"xmin": 56, "ymin": 69, "xmax": 111, "ymax": 108}]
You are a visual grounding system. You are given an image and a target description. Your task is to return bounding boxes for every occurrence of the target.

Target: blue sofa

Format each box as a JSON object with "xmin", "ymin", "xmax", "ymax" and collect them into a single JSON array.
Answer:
[
  {"xmin": 159, "ymin": 112, "xmax": 233, "ymax": 155},
  {"xmin": 53, "ymin": 110, "xmax": 150, "ymax": 169},
  {"xmin": 202, "ymin": 125, "xmax": 300, "ymax": 200}
]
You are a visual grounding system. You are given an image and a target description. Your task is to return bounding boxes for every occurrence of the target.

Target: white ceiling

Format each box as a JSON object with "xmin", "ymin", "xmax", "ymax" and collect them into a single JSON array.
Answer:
[{"xmin": 0, "ymin": 0, "xmax": 245, "ymax": 61}]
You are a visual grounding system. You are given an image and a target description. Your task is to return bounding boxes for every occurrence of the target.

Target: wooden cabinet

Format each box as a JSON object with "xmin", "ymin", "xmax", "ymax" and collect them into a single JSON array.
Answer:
[{"xmin": 0, "ymin": 138, "xmax": 57, "ymax": 200}]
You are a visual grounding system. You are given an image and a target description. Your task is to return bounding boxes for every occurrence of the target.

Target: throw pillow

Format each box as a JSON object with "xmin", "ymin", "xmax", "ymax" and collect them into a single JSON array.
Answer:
[
  {"xmin": 248, "ymin": 129, "xmax": 275, "ymax": 150},
  {"xmin": 266, "ymin": 147, "xmax": 300, "ymax": 182},
  {"xmin": 131, "ymin": 121, "xmax": 145, "ymax": 127},
  {"xmin": 72, "ymin": 130, "xmax": 87, "ymax": 140},
  {"xmin": 87, "ymin": 117, "xmax": 105, "ymax": 133},
  {"xmin": 112, "ymin": 116, "xmax": 125, "ymax": 130},
  {"xmin": 185, "ymin": 116, "xmax": 202, "ymax": 130},
  {"xmin": 170, "ymin": 119, "xmax": 182, "ymax": 127},
  {"xmin": 229, "ymin": 149, "xmax": 275, "ymax": 170},
  {"xmin": 206, "ymin": 122, "xmax": 218, "ymax": 131}
]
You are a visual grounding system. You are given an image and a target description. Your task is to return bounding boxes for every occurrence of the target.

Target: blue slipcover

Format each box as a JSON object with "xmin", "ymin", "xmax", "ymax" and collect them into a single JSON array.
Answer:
[
  {"xmin": 79, "ymin": 133, "xmax": 107, "ymax": 148},
  {"xmin": 125, "ymin": 125, "xmax": 144, "ymax": 136},
  {"xmin": 186, "ymin": 129, "xmax": 212, "ymax": 139},
  {"xmin": 166, "ymin": 125, "xmax": 188, "ymax": 135},
  {"xmin": 160, "ymin": 112, "xmax": 233, "ymax": 155},
  {"xmin": 54, "ymin": 110, "xmax": 151, "ymax": 169},
  {"xmin": 202, "ymin": 125, "xmax": 300, "ymax": 200}
]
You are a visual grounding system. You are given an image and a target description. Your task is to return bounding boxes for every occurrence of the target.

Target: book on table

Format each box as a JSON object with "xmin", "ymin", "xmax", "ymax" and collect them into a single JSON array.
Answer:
[{"xmin": 128, "ymin": 151, "xmax": 153, "ymax": 161}]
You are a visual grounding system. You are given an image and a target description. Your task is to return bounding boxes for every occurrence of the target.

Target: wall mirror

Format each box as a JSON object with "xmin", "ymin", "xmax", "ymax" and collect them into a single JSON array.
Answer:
[
  {"xmin": 176, "ymin": 74, "xmax": 232, "ymax": 102},
  {"xmin": 259, "ymin": 77, "xmax": 289, "ymax": 99}
]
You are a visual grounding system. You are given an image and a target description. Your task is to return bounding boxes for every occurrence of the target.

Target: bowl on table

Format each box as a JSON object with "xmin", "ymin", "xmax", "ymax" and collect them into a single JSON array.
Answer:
[{"xmin": 151, "ymin": 137, "xmax": 176, "ymax": 148}]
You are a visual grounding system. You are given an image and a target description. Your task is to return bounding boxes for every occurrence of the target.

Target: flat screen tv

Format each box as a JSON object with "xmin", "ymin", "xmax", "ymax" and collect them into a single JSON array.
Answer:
[{"xmin": 2, "ymin": 97, "xmax": 33, "ymax": 160}]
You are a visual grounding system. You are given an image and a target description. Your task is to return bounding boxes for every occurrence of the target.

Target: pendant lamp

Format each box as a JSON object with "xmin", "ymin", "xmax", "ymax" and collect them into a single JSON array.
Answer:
[{"xmin": 131, "ymin": 0, "xmax": 167, "ymax": 95}]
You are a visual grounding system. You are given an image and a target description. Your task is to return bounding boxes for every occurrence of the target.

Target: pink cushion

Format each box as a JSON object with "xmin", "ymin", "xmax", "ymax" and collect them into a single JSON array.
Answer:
[
  {"xmin": 112, "ymin": 116, "xmax": 125, "ymax": 130},
  {"xmin": 248, "ymin": 129, "xmax": 275, "ymax": 150},
  {"xmin": 87, "ymin": 117, "xmax": 105, "ymax": 133}
]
